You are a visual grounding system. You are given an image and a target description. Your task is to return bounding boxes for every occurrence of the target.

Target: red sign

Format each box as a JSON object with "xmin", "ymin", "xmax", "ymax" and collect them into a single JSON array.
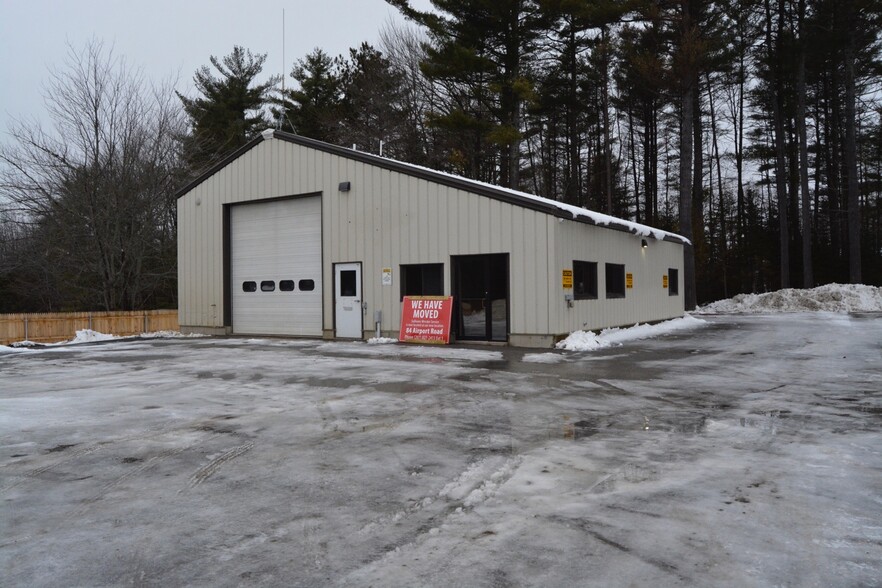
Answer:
[{"xmin": 399, "ymin": 296, "xmax": 453, "ymax": 344}]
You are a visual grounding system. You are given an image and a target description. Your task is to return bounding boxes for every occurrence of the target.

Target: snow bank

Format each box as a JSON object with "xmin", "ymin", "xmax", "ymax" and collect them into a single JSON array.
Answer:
[
  {"xmin": 522, "ymin": 352, "xmax": 565, "ymax": 364},
  {"xmin": 0, "ymin": 344, "xmax": 34, "ymax": 353},
  {"xmin": 2, "ymin": 330, "xmax": 203, "ymax": 350},
  {"xmin": 696, "ymin": 283, "xmax": 882, "ymax": 314},
  {"xmin": 68, "ymin": 329, "xmax": 118, "ymax": 343},
  {"xmin": 367, "ymin": 337, "xmax": 398, "ymax": 345},
  {"xmin": 139, "ymin": 330, "xmax": 207, "ymax": 339},
  {"xmin": 556, "ymin": 315, "xmax": 707, "ymax": 352}
]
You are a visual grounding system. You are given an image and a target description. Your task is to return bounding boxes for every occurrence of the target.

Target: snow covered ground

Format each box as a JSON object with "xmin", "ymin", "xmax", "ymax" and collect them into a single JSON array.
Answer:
[
  {"xmin": 552, "ymin": 283, "xmax": 882, "ymax": 354},
  {"xmin": 1, "ymin": 311, "xmax": 880, "ymax": 587}
]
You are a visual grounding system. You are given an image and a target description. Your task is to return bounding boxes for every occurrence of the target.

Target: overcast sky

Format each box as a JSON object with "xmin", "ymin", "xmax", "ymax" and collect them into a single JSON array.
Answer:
[{"xmin": 0, "ymin": 0, "xmax": 433, "ymax": 136}]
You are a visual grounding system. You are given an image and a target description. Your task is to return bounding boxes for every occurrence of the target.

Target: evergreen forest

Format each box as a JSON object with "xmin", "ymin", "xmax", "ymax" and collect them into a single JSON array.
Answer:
[{"xmin": 1, "ymin": 0, "xmax": 880, "ymax": 313}]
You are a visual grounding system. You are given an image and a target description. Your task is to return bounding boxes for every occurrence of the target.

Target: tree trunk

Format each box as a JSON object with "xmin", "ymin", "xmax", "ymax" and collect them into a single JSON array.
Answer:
[
  {"xmin": 679, "ymin": 3, "xmax": 696, "ymax": 311},
  {"xmin": 796, "ymin": 0, "xmax": 813, "ymax": 287},
  {"xmin": 692, "ymin": 81, "xmax": 705, "ymax": 301},
  {"xmin": 629, "ymin": 108, "xmax": 641, "ymax": 222},
  {"xmin": 707, "ymin": 73, "xmax": 728, "ymax": 298},
  {"xmin": 601, "ymin": 27, "xmax": 613, "ymax": 214},
  {"xmin": 566, "ymin": 20, "xmax": 580, "ymax": 205},
  {"xmin": 844, "ymin": 2, "xmax": 862, "ymax": 283},
  {"xmin": 767, "ymin": 0, "xmax": 790, "ymax": 288}
]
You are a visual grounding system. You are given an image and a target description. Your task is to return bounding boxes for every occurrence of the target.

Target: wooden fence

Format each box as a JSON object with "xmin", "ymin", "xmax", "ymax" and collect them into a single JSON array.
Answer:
[{"xmin": 0, "ymin": 310, "xmax": 179, "ymax": 346}]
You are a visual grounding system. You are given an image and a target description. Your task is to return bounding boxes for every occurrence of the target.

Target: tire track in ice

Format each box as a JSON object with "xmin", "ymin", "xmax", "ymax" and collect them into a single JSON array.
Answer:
[
  {"xmin": 1, "ymin": 421, "xmax": 200, "ymax": 493},
  {"xmin": 350, "ymin": 454, "xmax": 524, "ymax": 582},
  {"xmin": 68, "ymin": 446, "xmax": 188, "ymax": 519},
  {"xmin": 182, "ymin": 442, "xmax": 253, "ymax": 491},
  {"xmin": 358, "ymin": 455, "xmax": 522, "ymax": 540},
  {"xmin": 438, "ymin": 455, "xmax": 523, "ymax": 508}
]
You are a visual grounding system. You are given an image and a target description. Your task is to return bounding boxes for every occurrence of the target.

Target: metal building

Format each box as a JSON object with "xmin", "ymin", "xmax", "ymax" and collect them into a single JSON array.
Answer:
[{"xmin": 176, "ymin": 129, "xmax": 687, "ymax": 348}]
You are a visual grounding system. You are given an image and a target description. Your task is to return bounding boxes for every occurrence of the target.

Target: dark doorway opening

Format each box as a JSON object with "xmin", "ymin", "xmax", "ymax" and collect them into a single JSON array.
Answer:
[{"xmin": 452, "ymin": 253, "xmax": 509, "ymax": 342}]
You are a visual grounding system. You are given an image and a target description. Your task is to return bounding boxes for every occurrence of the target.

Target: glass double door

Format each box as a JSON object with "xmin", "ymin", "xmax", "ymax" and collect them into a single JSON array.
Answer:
[{"xmin": 452, "ymin": 254, "xmax": 509, "ymax": 342}]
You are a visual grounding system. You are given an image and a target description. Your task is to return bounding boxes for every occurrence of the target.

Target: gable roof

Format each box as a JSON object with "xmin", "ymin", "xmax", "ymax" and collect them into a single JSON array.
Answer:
[{"xmin": 175, "ymin": 129, "xmax": 689, "ymax": 245}]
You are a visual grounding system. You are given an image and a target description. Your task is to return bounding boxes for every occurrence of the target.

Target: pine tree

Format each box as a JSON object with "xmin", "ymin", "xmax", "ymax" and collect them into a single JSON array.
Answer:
[
  {"xmin": 337, "ymin": 43, "xmax": 418, "ymax": 158},
  {"xmin": 273, "ymin": 48, "xmax": 344, "ymax": 143},
  {"xmin": 179, "ymin": 46, "xmax": 275, "ymax": 172},
  {"xmin": 387, "ymin": 0, "xmax": 547, "ymax": 188}
]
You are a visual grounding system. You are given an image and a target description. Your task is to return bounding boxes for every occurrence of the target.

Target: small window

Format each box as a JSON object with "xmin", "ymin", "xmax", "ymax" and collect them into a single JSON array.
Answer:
[
  {"xmin": 260, "ymin": 280, "xmax": 275, "ymax": 292},
  {"xmin": 401, "ymin": 263, "xmax": 444, "ymax": 300},
  {"xmin": 338, "ymin": 271, "xmax": 356, "ymax": 296},
  {"xmin": 668, "ymin": 268, "xmax": 679, "ymax": 296},
  {"xmin": 279, "ymin": 280, "xmax": 295, "ymax": 292},
  {"xmin": 242, "ymin": 281, "xmax": 257, "ymax": 293},
  {"xmin": 299, "ymin": 279, "xmax": 315, "ymax": 292},
  {"xmin": 605, "ymin": 263, "xmax": 626, "ymax": 299},
  {"xmin": 573, "ymin": 261, "xmax": 598, "ymax": 300}
]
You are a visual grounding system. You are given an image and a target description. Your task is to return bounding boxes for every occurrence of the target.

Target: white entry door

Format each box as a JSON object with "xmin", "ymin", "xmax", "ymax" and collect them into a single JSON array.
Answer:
[{"xmin": 334, "ymin": 263, "xmax": 362, "ymax": 338}]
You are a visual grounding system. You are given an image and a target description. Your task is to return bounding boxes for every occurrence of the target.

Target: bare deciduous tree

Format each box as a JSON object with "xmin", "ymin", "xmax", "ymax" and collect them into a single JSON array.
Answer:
[{"xmin": 0, "ymin": 40, "xmax": 185, "ymax": 312}]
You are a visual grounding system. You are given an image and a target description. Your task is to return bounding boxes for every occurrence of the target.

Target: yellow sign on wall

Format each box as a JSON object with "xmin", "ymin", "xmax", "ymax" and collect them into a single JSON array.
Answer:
[
  {"xmin": 626, "ymin": 273, "xmax": 634, "ymax": 289},
  {"xmin": 663, "ymin": 275, "xmax": 669, "ymax": 288},
  {"xmin": 562, "ymin": 269, "xmax": 573, "ymax": 289}
]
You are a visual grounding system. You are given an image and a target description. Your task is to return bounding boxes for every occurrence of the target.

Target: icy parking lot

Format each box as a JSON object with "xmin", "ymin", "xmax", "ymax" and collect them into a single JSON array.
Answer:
[{"xmin": 2, "ymin": 313, "xmax": 881, "ymax": 587}]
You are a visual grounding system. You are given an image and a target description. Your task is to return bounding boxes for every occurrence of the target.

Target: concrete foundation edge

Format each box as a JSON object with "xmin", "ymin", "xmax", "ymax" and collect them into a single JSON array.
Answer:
[{"xmin": 180, "ymin": 325, "xmax": 231, "ymax": 336}]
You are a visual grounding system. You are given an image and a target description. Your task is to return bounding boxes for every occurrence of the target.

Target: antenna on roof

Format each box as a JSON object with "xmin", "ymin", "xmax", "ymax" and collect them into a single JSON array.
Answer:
[{"xmin": 277, "ymin": 8, "xmax": 285, "ymax": 130}]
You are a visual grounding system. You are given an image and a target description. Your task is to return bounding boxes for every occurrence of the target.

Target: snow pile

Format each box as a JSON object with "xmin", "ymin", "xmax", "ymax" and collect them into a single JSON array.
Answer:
[
  {"xmin": 0, "ymin": 343, "xmax": 34, "ymax": 353},
  {"xmin": 696, "ymin": 283, "xmax": 882, "ymax": 314},
  {"xmin": 139, "ymin": 331, "xmax": 207, "ymax": 339},
  {"xmin": 367, "ymin": 337, "xmax": 398, "ymax": 345},
  {"xmin": 68, "ymin": 329, "xmax": 118, "ymax": 343},
  {"xmin": 556, "ymin": 315, "xmax": 706, "ymax": 352},
  {"xmin": 2, "ymin": 330, "xmax": 201, "ymax": 350},
  {"xmin": 522, "ymin": 353, "xmax": 565, "ymax": 364}
]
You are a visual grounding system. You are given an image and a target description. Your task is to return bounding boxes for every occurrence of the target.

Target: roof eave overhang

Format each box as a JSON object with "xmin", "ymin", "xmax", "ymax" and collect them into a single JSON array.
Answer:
[{"xmin": 175, "ymin": 130, "xmax": 690, "ymax": 246}]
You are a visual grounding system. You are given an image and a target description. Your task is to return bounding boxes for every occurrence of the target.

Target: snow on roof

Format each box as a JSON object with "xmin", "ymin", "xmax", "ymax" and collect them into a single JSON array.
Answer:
[
  {"xmin": 179, "ymin": 130, "xmax": 688, "ymax": 244},
  {"xmin": 375, "ymin": 153, "xmax": 689, "ymax": 244},
  {"xmin": 262, "ymin": 130, "xmax": 688, "ymax": 244}
]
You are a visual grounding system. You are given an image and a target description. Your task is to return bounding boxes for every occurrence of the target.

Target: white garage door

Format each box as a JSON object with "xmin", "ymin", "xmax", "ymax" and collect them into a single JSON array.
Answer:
[{"xmin": 231, "ymin": 196, "xmax": 322, "ymax": 336}]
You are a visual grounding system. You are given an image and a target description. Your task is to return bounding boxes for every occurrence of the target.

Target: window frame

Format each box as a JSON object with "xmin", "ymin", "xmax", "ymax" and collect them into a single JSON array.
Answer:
[
  {"xmin": 668, "ymin": 268, "xmax": 679, "ymax": 296},
  {"xmin": 605, "ymin": 263, "xmax": 626, "ymax": 299},
  {"xmin": 400, "ymin": 263, "xmax": 444, "ymax": 300},
  {"xmin": 573, "ymin": 260, "xmax": 598, "ymax": 300}
]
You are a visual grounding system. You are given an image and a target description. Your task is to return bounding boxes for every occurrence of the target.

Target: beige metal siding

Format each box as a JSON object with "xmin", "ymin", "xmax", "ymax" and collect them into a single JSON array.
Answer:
[
  {"xmin": 551, "ymin": 218, "xmax": 685, "ymax": 335},
  {"xmin": 178, "ymin": 135, "xmax": 683, "ymax": 344},
  {"xmin": 325, "ymin": 157, "xmax": 554, "ymax": 337},
  {"xmin": 178, "ymin": 137, "xmax": 555, "ymax": 337}
]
